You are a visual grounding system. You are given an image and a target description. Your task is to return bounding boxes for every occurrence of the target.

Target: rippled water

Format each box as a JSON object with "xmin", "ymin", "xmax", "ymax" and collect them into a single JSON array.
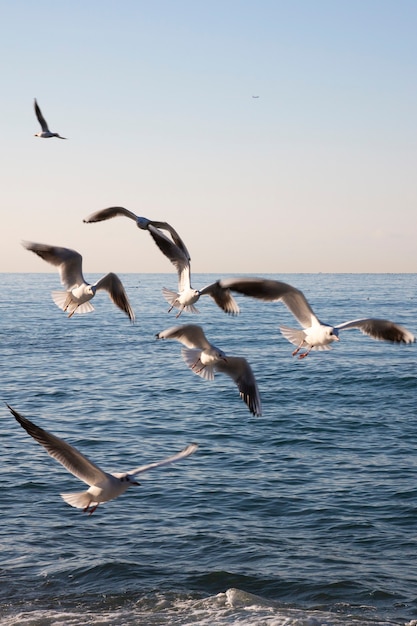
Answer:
[{"xmin": 1, "ymin": 273, "xmax": 416, "ymax": 625}]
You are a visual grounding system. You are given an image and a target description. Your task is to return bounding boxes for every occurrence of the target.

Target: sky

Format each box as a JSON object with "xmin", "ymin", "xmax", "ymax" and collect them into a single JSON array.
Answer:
[{"xmin": 1, "ymin": 0, "xmax": 416, "ymax": 274}]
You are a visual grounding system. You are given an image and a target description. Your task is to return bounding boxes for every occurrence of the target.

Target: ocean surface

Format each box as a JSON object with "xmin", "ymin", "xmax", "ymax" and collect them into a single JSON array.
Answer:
[{"xmin": 1, "ymin": 272, "xmax": 416, "ymax": 626}]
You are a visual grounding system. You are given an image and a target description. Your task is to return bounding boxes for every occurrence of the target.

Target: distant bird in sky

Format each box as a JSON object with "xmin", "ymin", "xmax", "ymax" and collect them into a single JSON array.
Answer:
[
  {"xmin": 22, "ymin": 241, "xmax": 135, "ymax": 321},
  {"xmin": 148, "ymin": 226, "xmax": 239, "ymax": 317},
  {"xmin": 252, "ymin": 95, "xmax": 260, "ymax": 98},
  {"xmin": 156, "ymin": 324, "xmax": 262, "ymax": 416},
  {"xmin": 8, "ymin": 404, "xmax": 198, "ymax": 515},
  {"xmin": 33, "ymin": 98, "xmax": 67, "ymax": 139},
  {"xmin": 83, "ymin": 206, "xmax": 191, "ymax": 261},
  {"xmin": 217, "ymin": 277, "xmax": 416, "ymax": 358}
]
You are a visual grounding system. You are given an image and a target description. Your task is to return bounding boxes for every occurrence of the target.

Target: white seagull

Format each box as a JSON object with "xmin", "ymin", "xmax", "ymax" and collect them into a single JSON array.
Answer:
[
  {"xmin": 156, "ymin": 324, "xmax": 262, "ymax": 416},
  {"xmin": 148, "ymin": 226, "xmax": 239, "ymax": 317},
  {"xmin": 83, "ymin": 206, "xmax": 191, "ymax": 261},
  {"xmin": 8, "ymin": 404, "xmax": 198, "ymax": 515},
  {"xmin": 217, "ymin": 277, "xmax": 416, "ymax": 358},
  {"xmin": 22, "ymin": 241, "xmax": 135, "ymax": 321},
  {"xmin": 34, "ymin": 98, "xmax": 67, "ymax": 139}
]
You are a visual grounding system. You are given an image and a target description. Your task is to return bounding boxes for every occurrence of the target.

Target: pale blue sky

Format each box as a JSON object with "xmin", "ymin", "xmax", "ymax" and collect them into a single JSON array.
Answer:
[{"xmin": 1, "ymin": 0, "xmax": 416, "ymax": 273}]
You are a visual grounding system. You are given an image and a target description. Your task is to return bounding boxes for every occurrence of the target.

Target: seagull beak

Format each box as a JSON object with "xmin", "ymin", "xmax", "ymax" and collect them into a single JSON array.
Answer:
[{"xmin": 132, "ymin": 481, "xmax": 140, "ymax": 486}]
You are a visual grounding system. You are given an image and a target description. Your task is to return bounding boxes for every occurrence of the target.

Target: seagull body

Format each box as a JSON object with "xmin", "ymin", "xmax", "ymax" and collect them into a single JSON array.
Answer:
[
  {"xmin": 83, "ymin": 206, "xmax": 191, "ymax": 262},
  {"xmin": 156, "ymin": 324, "xmax": 262, "ymax": 416},
  {"xmin": 218, "ymin": 277, "xmax": 415, "ymax": 358},
  {"xmin": 34, "ymin": 99, "xmax": 67, "ymax": 139},
  {"xmin": 22, "ymin": 241, "xmax": 135, "ymax": 321},
  {"xmin": 8, "ymin": 405, "xmax": 198, "ymax": 515},
  {"xmin": 148, "ymin": 226, "xmax": 239, "ymax": 317}
]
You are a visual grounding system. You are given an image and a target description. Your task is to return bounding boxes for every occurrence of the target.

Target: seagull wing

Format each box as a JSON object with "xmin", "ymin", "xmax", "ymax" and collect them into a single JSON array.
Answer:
[
  {"xmin": 215, "ymin": 356, "xmax": 262, "ymax": 416},
  {"xmin": 83, "ymin": 206, "xmax": 139, "ymax": 224},
  {"xmin": 94, "ymin": 273, "xmax": 135, "ymax": 322},
  {"xmin": 34, "ymin": 99, "xmax": 49, "ymax": 132},
  {"xmin": 83, "ymin": 207, "xmax": 191, "ymax": 259},
  {"xmin": 219, "ymin": 277, "xmax": 318, "ymax": 328},
  {"xmin": 8, "ymin": 405, "xmax": 108, "ymax": 487},
  {"xmin": 156, "ymin": 324, "xmax": 211, "ymax": 349},
  {"xmin": 199, "ymin": 281, "xmax": 240, "ymax": 315},
  {"xmin": 148, "ymin": 225, "xmax": 191, "ymax": 290},
  {"xmin": 22, "ymin": 241, "xmax": 85, "ymax": 289},
  {"xmin": 129, "ymin": 443, "xmax": 198, "ymax": 476},
  {"xmin": 158, "ymin": 223, "xmax": 191, "ymax": 262},
  {"xmin": 335, "ymin": 318, "xmax": 416, "ymax": 343}
]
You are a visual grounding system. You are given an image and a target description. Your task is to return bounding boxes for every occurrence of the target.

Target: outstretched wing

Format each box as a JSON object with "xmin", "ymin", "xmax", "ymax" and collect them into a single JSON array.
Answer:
[
  {"xmin": 215, "ymin": 356, "xmax": 262, "ymax": 416},
  {"xmin": 34, "ymin": 98, "xmax": 49, "ymax": 132},
  {"xmin": 156, "ymin": 324, "xmax": 211, "ymax": 350},
  {"xmin": 336, "ymin": 318, "xmax": 415, "ymax": 343},
  {"xmin": 129, "ymin": 443, "xmax": 198, "ymax": 476},
  {"xmin": 8, "ymin": 405, "xmax": 107, "ymax": 487},
  {"xmin": 199, "ymin": 281, "xmax": 240, "ymax": 315},
  {"xmin": 219, "ymin": 277, "xmax": 318, "ymax": 328},
  {"xmin": 94, "ymin": 273, "xmax": 135, "ymax": 322},
  {"xmin": 148, "ymin": 225, "xmax": 191, "ymax": 291},
  {"xmin": 22, "ymin": 241, "xmax": 85, "ymax": 289},
  {"xmin": 83, "ymin": 206, "xmax": 139, "ymax": 224}
]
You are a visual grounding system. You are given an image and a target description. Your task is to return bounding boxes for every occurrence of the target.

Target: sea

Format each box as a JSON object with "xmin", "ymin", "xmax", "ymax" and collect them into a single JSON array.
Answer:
[{"xmin": 0, "ymin": 272, "xmax": 416, "ymax": 626}]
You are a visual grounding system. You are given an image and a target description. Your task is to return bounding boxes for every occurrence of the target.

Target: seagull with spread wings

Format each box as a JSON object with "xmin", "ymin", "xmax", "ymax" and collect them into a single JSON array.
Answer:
[
  {"xmin": 83, "ymin": 206, "xmax": 191, "ymax": 261},
  {"xmin": 33, "ymin": 98, "xmax": 67, "ymax": 139},
  {"xmin": 23, "ymin": 241, "xmax": 135, "ymax": 321},
  {"xmin": 8, "ymin": 404, "xmax": 198, "ymax": 515},
  {"xmin": 156, "ymin": 324, "xmax": 262, "ymax": 416},
  {"xmin": 217, "ymin": 277, "xmax": 415, "ymax": 358},
  {"xmin": 148, "ymin": 227, "xmax": 239, "ymax": 317}
]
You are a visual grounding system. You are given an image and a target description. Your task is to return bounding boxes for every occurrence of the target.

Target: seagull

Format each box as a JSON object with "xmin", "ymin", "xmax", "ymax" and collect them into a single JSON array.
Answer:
[
  {"xmin": 217, "ymin": 277, "xmax": 416, "ymax": 358},
  {"xmin": 8, "ymin": 404, "xmax": 198, "ymax": 515},
  {"xmin": 34, "ymin": 98, "xmax": 67, "ymax": 139},
  {"xmin": 147, "ymin": 226, "xmax": 240, "ymax": 317},
  {"xmin": 156, "ymin": 324, "xmax": 262, "ymax": 416},
  {"xmin": 22, "ymin": 241, "xmax": 135, "ymax": 321},
  {"xmin": 83, "ymin": 206, "xmax": 191, "ymax": 261}
]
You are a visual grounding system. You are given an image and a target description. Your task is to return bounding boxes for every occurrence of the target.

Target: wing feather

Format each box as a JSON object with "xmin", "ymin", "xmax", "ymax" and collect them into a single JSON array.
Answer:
[
  {"xmin": 336, "ymin": 318, "xmax": 415, "ymax": 343},
  {"xmin": 215, "ymin": 356, "xmax": 262, "ymax": 416},
  {"xmin": 129, "ymin": 443, "xmax": 198, "ymax": 476},
  {"xmin": 8, "ymin": 405, "xmax": 107, "ymax": 487},
  {"xmin": 94, "ymin": 273, "xmax": 135, "ymax": 322}
]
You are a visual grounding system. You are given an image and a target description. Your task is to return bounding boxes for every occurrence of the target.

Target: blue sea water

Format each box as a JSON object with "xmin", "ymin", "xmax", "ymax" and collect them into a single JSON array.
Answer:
[{"xmin": 0, "ymin": 272, "xmax": 416, "ymax": 626}]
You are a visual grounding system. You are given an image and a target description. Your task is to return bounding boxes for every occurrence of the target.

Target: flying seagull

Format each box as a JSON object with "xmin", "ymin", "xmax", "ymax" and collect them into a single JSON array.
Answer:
[
  {"xmin": 156, "ymin": 324, "xmax": 262, "ymax": 416},
  {"xmin": 8, "ymin": 404, "xmax": 198, "ymax": 515},
  {"xmin": 33, "ymin": 98, "xmax": 67, "ymax": 139},
  {"xmin": 83, "ymin": 206, "xmax": 191, "ymax": 262},
  {"xmin": 22, "ymin": 241, "xmax": 135, "ymax": 321},
  {"xmin": 148, "ymin": 226, "xmax": 239, "ymax": 317},
  {"xmin": 217, "ymin": 277, "xmax": 415, "ymax": 358}
]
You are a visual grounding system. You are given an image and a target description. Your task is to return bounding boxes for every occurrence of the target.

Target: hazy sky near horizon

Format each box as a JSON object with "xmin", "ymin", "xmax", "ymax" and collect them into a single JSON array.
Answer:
[{"xmin": 1, "ymin": 0, "xmax": 416, "ymax": 274}]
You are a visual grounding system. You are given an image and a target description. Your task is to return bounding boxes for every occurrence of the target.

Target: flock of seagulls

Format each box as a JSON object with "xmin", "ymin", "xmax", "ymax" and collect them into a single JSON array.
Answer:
[{"xmin": 8, "ymin": 99, "xmax": 416, "ymax": 515}]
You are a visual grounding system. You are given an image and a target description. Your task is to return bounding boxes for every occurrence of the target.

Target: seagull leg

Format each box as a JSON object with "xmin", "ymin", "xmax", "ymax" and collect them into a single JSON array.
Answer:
[
  {"xmin": 191, "ymin": 358, "xmax": 204, "ymax": 373},
  {"xmin": 298, "ymin": 347, "xmax": 312, "ymax": 359},
  {"xmin": 292, "ymin": 344, "xmax": 302, "ymax": 357},
  {"xmin": 87, "ymin": 504, "xmax": 99, "ymax": 515}
]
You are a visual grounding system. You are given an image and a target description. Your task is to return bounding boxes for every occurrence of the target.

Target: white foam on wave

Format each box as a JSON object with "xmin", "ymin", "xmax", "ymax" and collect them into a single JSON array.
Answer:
[{"xmin": 0, "ymin": 588, "xmax": 406, "ymax": 626}]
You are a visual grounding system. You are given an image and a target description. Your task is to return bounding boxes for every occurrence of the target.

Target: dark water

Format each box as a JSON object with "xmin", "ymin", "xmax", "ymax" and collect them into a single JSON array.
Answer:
[{"xmin": 0, "ymin": 272, "xmax": 416, "ymax": 625}]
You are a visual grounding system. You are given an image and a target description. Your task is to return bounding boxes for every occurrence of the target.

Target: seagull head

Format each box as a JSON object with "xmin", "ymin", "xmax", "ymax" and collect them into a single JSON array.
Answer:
[
  {"xmin": 326, "ymin": 326, "xmax": 340, "ymax": 343},
  {"xmin": 216, "ymin": 348, "xmax": 228, "ymax": 362},
  {"xmin": 118, "ymin": 474, "xmax": 140, "ymax": 486}
]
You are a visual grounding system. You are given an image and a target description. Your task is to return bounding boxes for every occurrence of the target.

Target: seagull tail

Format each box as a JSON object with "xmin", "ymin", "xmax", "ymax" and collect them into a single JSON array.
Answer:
[
  {"xmin": 51, "ymin": 291, "xmax": 94, "ymax": 316},
  {"xmin": 60, "ymin": 491, "xmax": 93, "ymax": 509},
  {"xmin": 279, "ymin": 325, "xmax": 307, "ymax": 348},
  {"xmin": 181, "ymin": 348, "xmax": 215, "ymax": 380},
  {"xmin": 162, "ymin": 287, "xmax": 180, "ymax": 308}
]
